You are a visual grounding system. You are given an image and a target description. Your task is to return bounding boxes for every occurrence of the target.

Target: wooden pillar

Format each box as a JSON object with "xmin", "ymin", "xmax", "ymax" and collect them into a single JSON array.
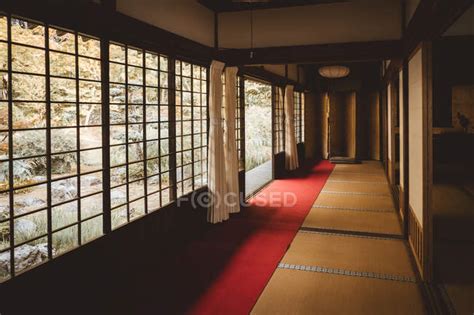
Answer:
[{"xmin": 422, "ymin": 41, "xmax": 433, "ymax": 282}]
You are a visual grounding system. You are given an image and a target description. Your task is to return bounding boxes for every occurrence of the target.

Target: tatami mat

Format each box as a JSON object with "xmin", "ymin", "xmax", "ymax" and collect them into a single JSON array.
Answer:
[
  {"xmin": 251, "ymin": 269, "xmax": 425, "ymax": 315},
  {"xmin": 330, "ymin": 169, "xmax": 385, "ymax": 176},
  {"xmin": 334, "ymin": 162, "xmax": 384, "ymax": 173},
  {"xmin": 252, "ymin": 161, "xmax": 421, "ymax": 313},
  {"xmin": 303, "ymin": 207, "xmax": 403, "ymax": 235},
  {"xmin": 327, "ymin": 173, "xmax": 387, "ymax": 183},
  {"xmin": 322, "ymin": 181, "xmax": 391, "ymax": 195},
  {"xmin": 313, "ymin": 194, "xmax": 396, "ymax": 211},
  {"xmin": 281, "ymin": 232, "xmax": 415, "ymax": 277}
]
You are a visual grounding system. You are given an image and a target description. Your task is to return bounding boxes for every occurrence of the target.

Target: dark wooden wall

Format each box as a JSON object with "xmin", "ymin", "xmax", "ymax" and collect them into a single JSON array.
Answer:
[
  {"xmin": 432, "ymin": 36, "xmax": 474, "ymax": 127},
  {"xmin": 432, "ymin": 35, "xmax": 474, "ymax": 182}
]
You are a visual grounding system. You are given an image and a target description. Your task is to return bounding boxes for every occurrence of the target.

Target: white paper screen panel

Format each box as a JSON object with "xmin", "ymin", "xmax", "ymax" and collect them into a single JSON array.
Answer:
[
  {"xmin": 399, "ymin": 70, "xmax": 405, "ymax": 189},
  {"xmin": 408, "ymin": 48, "xmax": 424, "ymax": 226}
]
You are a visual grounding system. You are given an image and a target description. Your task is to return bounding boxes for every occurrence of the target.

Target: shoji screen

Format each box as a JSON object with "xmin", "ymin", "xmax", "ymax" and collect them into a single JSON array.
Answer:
[{"xmin": 408, "ymin": 48, "xmax": 424, "ymax": 226}]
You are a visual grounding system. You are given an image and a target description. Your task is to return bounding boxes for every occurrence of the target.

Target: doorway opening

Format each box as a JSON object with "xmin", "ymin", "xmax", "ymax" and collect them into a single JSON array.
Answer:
[{"xmin": 244, "ymin": 79, "xmax": 273, "ymax": 197}]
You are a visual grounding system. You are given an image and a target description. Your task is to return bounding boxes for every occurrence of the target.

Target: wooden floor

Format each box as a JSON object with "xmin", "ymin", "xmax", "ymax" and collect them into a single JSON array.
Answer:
[
  {"xmin": 252, "ymin": 161, "xmax": 427, "ymax": 314},
  {"xmin": 245, "ymin": 160, "xmax": 273, "ymax": 197}
]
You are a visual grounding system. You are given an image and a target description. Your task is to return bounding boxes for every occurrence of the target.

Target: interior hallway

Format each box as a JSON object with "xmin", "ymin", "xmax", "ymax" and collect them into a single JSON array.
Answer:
[{"xmin": 252, "ymin": 161, "xmax": 427, "ymax": 314}]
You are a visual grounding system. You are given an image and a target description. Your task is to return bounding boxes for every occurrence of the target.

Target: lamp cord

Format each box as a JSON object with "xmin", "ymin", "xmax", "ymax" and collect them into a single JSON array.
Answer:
[{"xmin": 250, "ymin": 1, "xmax": 254, "ymax": 58}]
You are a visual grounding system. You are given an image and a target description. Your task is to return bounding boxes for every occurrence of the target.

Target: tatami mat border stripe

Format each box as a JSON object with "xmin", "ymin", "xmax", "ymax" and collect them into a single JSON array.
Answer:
[
  {"xmin": 330, "ymin": 172, "xmax": 385, "ymax": 176},
  {"xmin": 312, "ymin": 205, "xmax": 395, "ymax": 213},
  {"xmin": 327, "ymin": 180, "xmax": 388, "ymax": 184},
  {"xmin": 298, "ymin": 229, "xmax": 397, "ymax": 241},
  {"xmin": 299, "ymin": 227, "xmax": 405, "ymax": 240},
  {"xmin": 321, "ymin": 191, "xmax": 391, "ymax": 197},
  {"xmin": 277, "ymin": 263, "xmax": 417, "ymax": 283}
]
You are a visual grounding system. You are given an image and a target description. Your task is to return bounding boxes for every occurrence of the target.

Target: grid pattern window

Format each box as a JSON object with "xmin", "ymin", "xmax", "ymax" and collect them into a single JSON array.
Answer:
[
  {"xmin": 222, "ymin": 74, "xmax": 243, "ymax": 171},
  {"xmin": 274, "ymin": 87, "xmax": 284, "ymax": 153},
  {"xmin": 294, "ymin": 91, "xmax": 302, "ymax": 143},
  {"xmin": 108, "ymin": 43, "xmax": 170, "ymax": 230},
  {"xmin": 236, "ymin": 77, "xmax": 244, "ymax": 170},
  {"xmin": 175, "ymin": 60, "xmax": 208, "ymax": 197},
  {"xmin": 0, "ymin": 16, "xmax": 104, "ymax": 281}
]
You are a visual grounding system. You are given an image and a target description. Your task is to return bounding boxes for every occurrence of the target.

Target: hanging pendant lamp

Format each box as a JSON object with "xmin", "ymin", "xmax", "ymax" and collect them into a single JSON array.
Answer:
[{"xmin": 318, "ymin": 65, "xmax": 350, "ymax": 79}]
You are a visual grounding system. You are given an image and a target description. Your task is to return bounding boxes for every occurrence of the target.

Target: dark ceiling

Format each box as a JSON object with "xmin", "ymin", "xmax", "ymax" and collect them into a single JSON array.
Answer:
[{"xmin": 198, "ymin": 0, "xmax": 347, "ymax": 13}]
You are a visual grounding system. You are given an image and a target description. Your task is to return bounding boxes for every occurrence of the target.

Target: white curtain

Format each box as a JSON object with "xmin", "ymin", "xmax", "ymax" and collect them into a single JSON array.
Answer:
[
  {"xmin": 224, "ymin": 67, "xmax": 240, "ymax": 214},
  {"xmin": 284, "ymin": 85, "xmax": 299, "ymax": 170},
  {"xmin": 207, "ymin": 60, "xmax": 228, "ymax": 223}
]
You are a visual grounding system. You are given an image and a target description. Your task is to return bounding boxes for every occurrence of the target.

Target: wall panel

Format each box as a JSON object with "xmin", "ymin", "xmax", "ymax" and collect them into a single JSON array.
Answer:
[
  {"xmin": 387, "ymin": 83, "xmax": 393, "ymax": 180},
  {"xmin": 399, "ymin": 70, "xmax": 404, "ymax": 189},
  {"xmin": 369, "ymin": 92, "xmax": 380, "ymax": 160},
  {"xmin": 322, "ymin": 93, "xmax": 329, "ymax": 159},
  {"xmin": 117, "ymin": 0, "xmax": 214, "ymax": 47},
  {"xmin": 219, "ymin": 1, "xmax": 402, "ymax": 48},
  {"xmin": 262, "ymin": 64, "xmax": 286, "ymax": 77},
  {"xmin": 328, "ymin": 91, "xmax": 356, "ymax": 158},
  {"xmin": 328, "ymin": 92, "xmax": 343, "ymax": 157},
  {"xmin": 288, "ymin": 64, "xmax": 298, "ymax": 82},
  {"xmin": 346, "ymin": 92, "xmax": 357, "ymax": 158}
]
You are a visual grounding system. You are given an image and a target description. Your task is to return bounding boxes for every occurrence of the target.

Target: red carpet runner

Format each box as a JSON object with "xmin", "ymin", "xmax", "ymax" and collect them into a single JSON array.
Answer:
[{"xmin": 185, "ymin": 160, "xmax": 334, "ymax": 315}]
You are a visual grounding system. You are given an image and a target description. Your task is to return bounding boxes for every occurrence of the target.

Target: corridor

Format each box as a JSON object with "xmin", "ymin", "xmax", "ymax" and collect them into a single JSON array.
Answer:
[
  {"xmin": 252, "ymin": 161, "xmax": 427, "ymax": 314},
  {"xmin": 0, "ymin": 1, "xmax": 472, "ymax": 313}
]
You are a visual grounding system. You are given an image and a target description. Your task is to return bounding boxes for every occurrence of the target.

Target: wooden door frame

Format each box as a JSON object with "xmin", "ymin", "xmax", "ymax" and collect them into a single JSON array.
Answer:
[
  {"xmin": 421, "ymin": 41, "xmax": 433, "ymax": 282},
  {"xmin": 389, "ymin": 80, "xmax": 399, "ymax": 206}
]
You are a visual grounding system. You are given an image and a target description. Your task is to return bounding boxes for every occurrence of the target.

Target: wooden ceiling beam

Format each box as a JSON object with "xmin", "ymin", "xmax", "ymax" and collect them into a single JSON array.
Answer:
[
  {"xmin": 218, "ymin": 40, "xmax": 403, "ymax": 66},
  {"xmin": 403, "ymin": 0, "xmax": 472, "ymax": 57},
  {"xmin": 380, "ymin": 0, "xmax": 472, "ymax": 85},
  {"xmin": 198, "ymin": 0, "xmax": 347, "ymax": 13}
]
